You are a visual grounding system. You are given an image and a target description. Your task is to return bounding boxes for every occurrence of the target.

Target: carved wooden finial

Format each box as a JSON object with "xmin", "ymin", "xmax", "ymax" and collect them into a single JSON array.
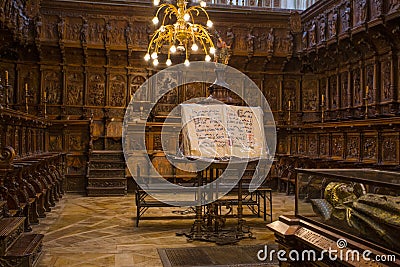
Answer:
[{"xmin": 0, "ymin": 146, "xmax": 15, "ymax": 169}]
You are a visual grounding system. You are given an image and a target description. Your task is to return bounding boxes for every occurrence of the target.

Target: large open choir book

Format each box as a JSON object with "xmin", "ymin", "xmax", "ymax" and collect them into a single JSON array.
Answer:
[{"xmin": 181, "ymin": 104, "xmax": 267, "ymax": 159}]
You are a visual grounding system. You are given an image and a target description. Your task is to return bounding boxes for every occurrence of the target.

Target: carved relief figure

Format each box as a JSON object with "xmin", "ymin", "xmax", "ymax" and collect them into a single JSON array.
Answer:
[
  {"xmin": 88, "ymin": 74, "xmax": 105, "ymax": 106},
  {"xmin": 266, "ymin": 28, "xmax": 274, "ymax": 52},
  {"xmin": 305, "ymin": 90, "xmax": 317, "ymax": 111},
  {"xmin": 353, "ymin": 69, "xmax": 361, "ymax": 105},
  {"xmin": 58, "ymin": 17, "xmax": 65, "ymax": 40},
  {"xmin": 110, "ymin": 75, "xmax": 125, "ymax": 106},
  {"xmin": 45, "ymin": 72, "xmax": 61, "ymax": 105},
  {"xmin": 285, "ymin": 33, "xmax": 294, "ymax": 54},
  {"xmin": 125, "ymin": 23, "xmax": 133, "ymax": 46},
  {"xmin": 382, "ymin": 136, "xmax": 397, "ymax": 162},
  {"xmin": 319, "ymin": 16, "xmax": 326, "ymax": 42},
  {"xmin": 69, "ymin": 135, "xmax": 83, "ymax": 151},
  {"xmin": 309, "ymin": 135, "xmax": 317, "ymax": 155},
  {"xmin": 66, "ymin": 73, "xmax": 83, "ymax": 105},
  {"xmin": 290, "ymin": 11, "xmax": 302, "ymax": 33},
  {"xmin": 80, "ymin": 19, "xmax": 89, "ymax": 43},
  {"xmin": 341, "ymin": 72, "xmax": 349, "ymax": 107},
  {"xmin": 130, "ymin": 75, "xmax": 146, "ymax": 101},
  {"xmin": 332, "ymin": 135, "xmax": 343, "ymax": 157},
  {"xmin": 366, "ymin": 65, "xmax": 374, "ymax": 103},
  {"xmin": 105, "ymin": 21, "xmax": 112, "ymax": 44},
  {"xmin": 320, "ymin": 136, "xmax": 328, "ymax": 155},
  {"xmin": 226, "ymin": 28, "xmax": 235, "ymax": 49},
  {"xmin": 45, "ymin": 21, "xmax": 56, "ymax": 39},
  {"xmin": 185, "ymin": 82, "xmax": 204, "ymax": 101},
  {"xmin": 330, "ymin": 77, "xmax": 338, "ymax": 109},
  {"xmin": 329, "ymin": 9, "xmax": 338, "ymax": 37},
  {"xmin": 358, "ymin": 0, "xmax": 367, "ymax": 23},
  {"xmin": 35, "ymin": 15, "xmax": 42, "ymax": 38},
  {"xmin": 383, "ymin": 61, "xmax": 391, "ymax": 100},
  {"xmin": 66, "ymin": 23, "xmax": 80, "ymax": 41},
  {"xmin": 364, "ymin": 138, "xmax": 376, "ymax": 159},
  {"xmin": 265, "ymin": 87, "xmax": 277, "ymax": 110},
  {"xmin": 342, "ymin": 3, "xmax": 351, "ymax": 31},
  {"xmin": 246, "ymin": 29, "xmax": 256, "ymax": 54},
  {"xmin": 302, "ymin": 28, "xmax": 308, "ymax": 49},
  {"xmin": 155, "ymin": 72, "xmax": 178, "ymax": 102},
  {"xmin": 347, "ymin": 137, "xmax": 359, "ymax": 158},
  {"xmin": 309, "ymin": 21, "xmax": 316, "ymax": 46}
]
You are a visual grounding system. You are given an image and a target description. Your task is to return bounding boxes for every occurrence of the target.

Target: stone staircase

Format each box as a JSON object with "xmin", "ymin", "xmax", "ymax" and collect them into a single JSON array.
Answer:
[
  {"xmin": 0, "ymin": 201, "xmax": 44, "ymax": 267},
  {"xmin": 86, "ymin": 151, "xmax": 127, "ymax": 196}
]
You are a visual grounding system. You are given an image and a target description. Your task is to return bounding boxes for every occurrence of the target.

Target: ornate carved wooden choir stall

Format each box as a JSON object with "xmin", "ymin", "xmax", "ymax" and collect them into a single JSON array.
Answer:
[{"xmin": 0, "ymin": 0, "xmax": 399, "ymax": 264}]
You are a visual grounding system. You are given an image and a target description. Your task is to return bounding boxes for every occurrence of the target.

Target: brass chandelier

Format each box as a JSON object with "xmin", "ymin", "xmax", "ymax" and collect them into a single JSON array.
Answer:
[{"xmin": 144, "ymin": 0, "xmax": 216, "ymax": 66}]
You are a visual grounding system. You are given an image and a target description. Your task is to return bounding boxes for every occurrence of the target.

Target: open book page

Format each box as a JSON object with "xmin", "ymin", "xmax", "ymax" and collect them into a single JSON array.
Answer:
[
  {"xmin": 225, "ymin": 105, "xmax": 267, "ymax": 159},
  {"xmin": 181, "ymin": 104, "xmax": 267, "ymax": 159}
]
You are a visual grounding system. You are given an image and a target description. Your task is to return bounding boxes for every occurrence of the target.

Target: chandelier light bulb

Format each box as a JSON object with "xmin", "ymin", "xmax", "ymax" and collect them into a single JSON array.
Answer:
[
  {"xmin": 206, "ymin": 20, "xmax": 213, "ymax": 28},
  {"xmin": 153, "ymin": 0, "xmax": 160, "ymax": 6},
  {"xmin": 152, "ymin": 16, "xmax": 159, "ymax": 25},
  {"xmin": 151, "ymin": 52, "xmax": 158, "ymax": 59},
  {"xmin": 170, "ymin": 45, "xmax": 177, "ymax": 53},
  {"xmin": 184, "ymin": 59, "xmax": 190, "ymax": 66},
  {"xmin": 160, "ymin": 26, "xmax": 165, "ymax": 32},
  {"xmin": 191, "ymin": 43, "xmax": 198, "ymax": 51},
  {"xmin": 200, "ymin": 1, "xmax": 207, "ymax": 7},
  {"xmin": 209, "ymin": 47, "xmax": 216, "ymax": 54},
  {"xmin": 144, "ymin": 53, "xmax": 150, "ymax": 61},
  {"xmin": 184, "ymin": 13, "xmax": 190, "ymax": 21},
  {"xmin": 153, "ymin": 58, "xmax": 159, "ymax": 66},
  {"xmin": 166, "ymin": 59, "xmax": 172, "ymax": 66},
  {"xmin": 205, "ymin": 54, "xmax": 211, "ymax": 62}
]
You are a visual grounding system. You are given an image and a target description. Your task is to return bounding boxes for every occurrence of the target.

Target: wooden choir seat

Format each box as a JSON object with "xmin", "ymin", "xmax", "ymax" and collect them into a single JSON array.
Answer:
[
  {"xmin": 278, "ymin": 168, "xmax": 296, "ymax": 195},
  {"xmin": 0, "ymin": 147, "xmax": 65, "ymax": 266}
]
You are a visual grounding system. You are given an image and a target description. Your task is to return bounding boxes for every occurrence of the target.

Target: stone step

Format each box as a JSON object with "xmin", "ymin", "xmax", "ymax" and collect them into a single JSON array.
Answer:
[
  {"xmin": 90, "ymin": 152, "xmax": 124, "ymax": 161},
  {"xmin": 87, "ymin": 187, "xmax": 127, "ymax": 196},
  {"xmin": 87, "ymin": 178, "xmax": 127, "ymax": 189},
  {"xmin": 88, "ymin": 169, "xmax": 125, "ymax": 176},
  {"xmin": 0, "ymin": 217, "xmax": 25, "ymax": 256},
  {"xmin": 2, "ymin": 233, "xmax": 44, "ymax": 267},
  {"xmin": 89, "ymin": 161, "xmax": 125, "ymax": 169}
]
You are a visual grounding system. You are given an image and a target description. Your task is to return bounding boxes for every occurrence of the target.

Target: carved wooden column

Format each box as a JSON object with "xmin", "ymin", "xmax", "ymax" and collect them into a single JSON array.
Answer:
[
  {"xmin": 389, "ymin": 51, "xmax": 396, "ymax": 114},
  {"xmin": 372, "ymin": 56, "xmax": 380, "ymax": 117},
  {"xmin": 360, "ymin": 60, "xmax": 366, "ymax": 119}
]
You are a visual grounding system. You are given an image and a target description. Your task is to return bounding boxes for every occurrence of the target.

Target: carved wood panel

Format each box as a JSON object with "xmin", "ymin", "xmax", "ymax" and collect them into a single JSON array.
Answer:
[
  {"xmin": 43, "ymin": 70, "xmax": 62, "ymax": 105},
  {"xmin": 109, "ymin": 73, "xmax": 126, "ymax": 107},
  {"xmin": 319, "ymin": 134, "xmax": 330, "ymax": 158},
  {"xmin": 308, "ymin": 134, "xmax": 318, "ymax": 156},
  {"xmin": 283, "ymin": 79, "xmax": 297, "ymax": 110},
  {"xmin": 302, "ymin": 79, "xmax": 318, "ymax": 111},
  {"xmin": 66, "ymin": 71, "xmax": 84, "ymax": 106},
  {"xmin": 381, "ymin": 59, "xmax": 392, "ymax": 101},
  {"xmin": 264, "ymin": 79, "xmax": 279, "ymax": 111},
  {"xmin": 352, "ymin": 68, "xmax": 362, "ymax": 106},
  {"xmin": 362, "ymin": 132, "xmax": 378, "ymax": 162},
  {"xmin": 381, "ymin": 132, "xmax": 399, "ymax": 164},
  {"xmin": 346, "ymin": 133, "xmax": 360, "ymax": 161},
  {"xmin": 331, "ymin": 133, "xmax": 344, "ymax": 159},
  {"xmin": 87, "ymin": 72, "xmax": 105, "ymax": 106}
]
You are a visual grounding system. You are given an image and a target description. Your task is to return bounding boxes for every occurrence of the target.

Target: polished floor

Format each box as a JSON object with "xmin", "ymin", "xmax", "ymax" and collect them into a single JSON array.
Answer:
[{"xmin": 33, "ymin": 193, "xmax": 295, "ymax": 267}]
